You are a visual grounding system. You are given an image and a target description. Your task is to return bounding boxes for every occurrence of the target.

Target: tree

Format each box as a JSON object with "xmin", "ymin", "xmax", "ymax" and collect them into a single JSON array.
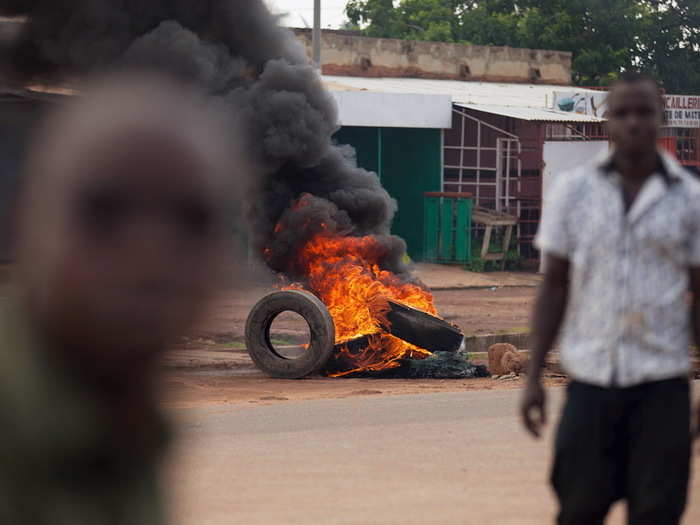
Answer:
[
  {"xmin": 636, "ymin": 0, "xmax": 700, "ymax": 95},
  {"xmin": 345, "ymin": 0, "xmax": 404, "ymax": 38},
  {"xmin": 346, "ymin": 0, "xmax": 469, "ymax": 41},
  {"xmin": 344, "ymin": 0, "xmax": 700, "ymax": 93},
  {"xmin": 512, "ymin": 1, "xmax": 646, "ymax": 86}
]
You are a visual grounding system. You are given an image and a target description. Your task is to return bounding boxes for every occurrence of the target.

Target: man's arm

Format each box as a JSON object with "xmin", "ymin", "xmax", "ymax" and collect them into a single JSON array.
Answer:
[
  {"xmin": 520, "ymin": 254, "xmax": 570, "ymax": 438},
  {"xmin": 689, "ymin": 267, "xmax": 700, "ymax": 439}
]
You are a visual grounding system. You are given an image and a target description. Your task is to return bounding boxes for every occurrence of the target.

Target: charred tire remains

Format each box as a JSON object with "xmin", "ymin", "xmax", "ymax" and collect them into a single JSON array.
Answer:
[
  {"xmin": 245, "ymin": 290, "xmax": 335, "ymax": 379},
  {"xmin": 384, "ymin": 301, "xmax": 464, "ymax": 352}
]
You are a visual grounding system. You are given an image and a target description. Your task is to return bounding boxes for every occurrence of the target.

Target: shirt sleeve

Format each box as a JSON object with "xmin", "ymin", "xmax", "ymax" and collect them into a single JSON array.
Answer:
[
  {"xmin": 687, "ymin": 192, "xmax": 700, "ymax": 267},
  {"xmin": 534, "ymin": 174, "xmax": 575, "ymax": 259}
]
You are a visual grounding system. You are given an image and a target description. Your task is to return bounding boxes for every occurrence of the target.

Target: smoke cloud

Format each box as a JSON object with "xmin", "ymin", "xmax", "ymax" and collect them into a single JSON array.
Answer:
[{"xmin": 0, "ymin": 0, "xmax": 408, "ymax": 280}]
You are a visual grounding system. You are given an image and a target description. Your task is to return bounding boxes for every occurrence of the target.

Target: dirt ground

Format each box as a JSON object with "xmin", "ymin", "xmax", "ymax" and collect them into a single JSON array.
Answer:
[
  {"xmin": 168, "ymin": 268, "xmax": 540, "ymax": 403},
  {"xmin": 162, "ymin": 371, "xmax": 566, "ymax": 409},
  {"xmin": 178, "ymin": 283, "xmax": 536, "ymax": 354}
]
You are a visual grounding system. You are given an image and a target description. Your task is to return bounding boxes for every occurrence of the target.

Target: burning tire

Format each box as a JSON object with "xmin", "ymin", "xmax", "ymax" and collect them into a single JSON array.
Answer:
[{"xmin": 245, "ymin": 290, "xmax": 335, "ymax": 379}]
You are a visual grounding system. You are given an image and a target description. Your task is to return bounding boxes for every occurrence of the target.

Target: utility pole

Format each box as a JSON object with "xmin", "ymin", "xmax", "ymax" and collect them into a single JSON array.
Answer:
[{"xmin": 312, "ymin": 0, "xmax": 321, "ymax": 67}]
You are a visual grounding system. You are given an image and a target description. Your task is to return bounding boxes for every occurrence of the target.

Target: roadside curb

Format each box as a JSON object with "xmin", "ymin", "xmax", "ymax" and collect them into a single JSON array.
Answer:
[
  {"xmin": 164, "ymin": 361, "xmax": 258, "ymax": 372},
  {"xmin": 427, "ymin": 284, "xmax": 539, "ymax": 291},
  {"xmin": 463, "ymin": 332, "xmax": 532, "ymax": 353}
]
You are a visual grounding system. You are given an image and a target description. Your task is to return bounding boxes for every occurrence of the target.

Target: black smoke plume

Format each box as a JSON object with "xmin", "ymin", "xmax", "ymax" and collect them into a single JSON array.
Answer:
[{"xmin": 0, "ymin": 0, "xmax": 408, "ymax": 279}]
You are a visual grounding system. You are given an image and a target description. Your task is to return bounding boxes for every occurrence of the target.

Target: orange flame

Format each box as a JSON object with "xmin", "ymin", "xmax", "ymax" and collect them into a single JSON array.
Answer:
[{"xmin": 277, "ymin": 226, "xmax": 437, "ymax": 375}]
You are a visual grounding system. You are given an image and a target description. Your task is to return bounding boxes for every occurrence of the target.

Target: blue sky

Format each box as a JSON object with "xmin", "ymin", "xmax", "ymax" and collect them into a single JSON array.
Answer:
[{"xmin": 265, "ymin": 1, "xmax": 348, "ymax": 29}]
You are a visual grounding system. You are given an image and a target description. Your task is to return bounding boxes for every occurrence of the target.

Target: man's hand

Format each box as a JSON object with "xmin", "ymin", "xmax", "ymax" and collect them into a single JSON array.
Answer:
[
  {"xmin": 521, "ymin": 380, "xmax": 547, "ymax": 438},
  {"xmin": 688, "ymin": 268, "xmax": 700, "ymax": 443},
  {"xmin": 522, "ymin": 254, "xmax": 568, "ymax": 439}
]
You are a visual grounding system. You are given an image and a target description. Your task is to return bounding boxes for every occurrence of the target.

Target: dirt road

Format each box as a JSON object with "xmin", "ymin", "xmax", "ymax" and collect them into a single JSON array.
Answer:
[{"xmin": 166, "ymin": 386, "xmax": 700, "ymax": 525}]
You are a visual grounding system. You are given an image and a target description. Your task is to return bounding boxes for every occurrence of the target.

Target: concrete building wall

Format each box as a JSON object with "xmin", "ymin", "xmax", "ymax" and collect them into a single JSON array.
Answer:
[{"xmin": 294, "ymin": 28, "xmax": 572, "ymax": 85}]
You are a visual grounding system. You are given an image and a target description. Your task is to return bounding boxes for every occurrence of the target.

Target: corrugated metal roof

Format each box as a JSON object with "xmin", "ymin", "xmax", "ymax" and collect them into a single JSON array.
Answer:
[
  {"xmin": 323, "ymin": 75, "xmax": 606, "ymax": 123},
  {"xmin": 456, "ymin": 103, "xmax": 606, "ymax": 122}
]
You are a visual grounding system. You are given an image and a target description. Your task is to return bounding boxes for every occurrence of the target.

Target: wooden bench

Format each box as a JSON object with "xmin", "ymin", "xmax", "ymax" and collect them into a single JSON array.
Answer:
[{"xmin": 471, "ymin": 206, "xmax": 518, "ymax": 270}]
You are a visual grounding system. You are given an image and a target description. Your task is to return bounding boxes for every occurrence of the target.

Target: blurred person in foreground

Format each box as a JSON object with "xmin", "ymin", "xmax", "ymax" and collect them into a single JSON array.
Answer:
[
  {"xmin": 0, "ymin": 73, "xmax": 237, "ymax": 524},
  {"xmin": 522, "ymin": 72, "xmax": 699, "ymax": 524}
]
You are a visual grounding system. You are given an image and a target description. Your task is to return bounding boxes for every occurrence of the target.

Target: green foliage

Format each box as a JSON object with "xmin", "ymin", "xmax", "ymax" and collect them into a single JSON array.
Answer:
[
  {"xmin": 466, "ymin": 255, "xmax": 486, "ymax": 272},
  {"xmin": 465, "ymin": 231, "xmax": 521, "ymax": 272},
  {"xmin": 459, "ymin": 6, "xmax": 518, "ymax": 47},
  {"xmin": 504, "ymin": 247, "xmax": 521, "ymax": 270},
  {"xmin": 634, "ymin": 0, "xmax": 700, "ymax": 95},
  {"xmin": 344, "ymin": 0, "xmax": 700, "ymax": 93},
  {"xmin": 466, "ymin": 249, "xmax": 521, "ymax": 272},
  {"xmin": 339, "ymin": 19, "xmax": 361, "ymax": 31},
  {"xmin": 346, "ymin": 0, "xmax": 404, "ymax": 38}
]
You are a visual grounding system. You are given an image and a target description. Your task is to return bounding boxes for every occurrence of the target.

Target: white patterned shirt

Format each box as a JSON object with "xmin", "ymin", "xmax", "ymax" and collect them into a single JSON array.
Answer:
[{"xmin": 535, "ymin": 150, "xmax": 700, "ymax": 387}]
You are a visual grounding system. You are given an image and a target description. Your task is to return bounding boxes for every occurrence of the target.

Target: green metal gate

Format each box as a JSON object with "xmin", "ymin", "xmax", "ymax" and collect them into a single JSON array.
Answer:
[{"xmin": 423, "ymin": 192, "xmax": 473, "ymax": 263}]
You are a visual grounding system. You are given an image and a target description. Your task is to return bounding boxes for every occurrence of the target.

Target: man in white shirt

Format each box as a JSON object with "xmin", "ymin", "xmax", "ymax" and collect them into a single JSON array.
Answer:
[{"xmin": 521, "ymin": 72, "xmax": 699, "ymax": 524}]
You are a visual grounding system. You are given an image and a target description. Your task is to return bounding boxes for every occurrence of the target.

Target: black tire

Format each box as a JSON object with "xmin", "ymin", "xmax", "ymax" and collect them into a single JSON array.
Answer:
[
  {"xmin": 245, "ymin": 290, "xmax": 335, "ymax": 379},
  {"xmin": 384, "ymin": 300, "xmax": 464, "ymax": 352}
]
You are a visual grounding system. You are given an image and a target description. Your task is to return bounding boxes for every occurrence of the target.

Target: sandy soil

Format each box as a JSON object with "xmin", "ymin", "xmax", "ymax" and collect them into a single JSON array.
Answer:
[
  {"xmin": 162, "ymin": 370, "xmax": 566, "ymax": 410},
  {"xmin": 413, "ymin": 263, "xmax": 541, "ymax": 289}
]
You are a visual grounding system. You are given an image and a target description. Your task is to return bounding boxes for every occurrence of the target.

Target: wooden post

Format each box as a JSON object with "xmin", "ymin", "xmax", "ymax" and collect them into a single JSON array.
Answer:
[
  {"xmin": 501, "ymin": 224, "xmax": 513, "ymax": 270},
  {"xmin": 481, "ymin": 225, "xmax": 493, "ymax": 259}
]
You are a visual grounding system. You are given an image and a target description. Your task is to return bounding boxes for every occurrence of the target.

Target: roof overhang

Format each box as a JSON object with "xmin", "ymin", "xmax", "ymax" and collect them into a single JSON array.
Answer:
[
  {"xmin": 329, "ymin": 90, "xmax": 452, "ymax": 129},
  {"xmin": 455, "ymin": 102, "xmax": 606, "ymax": 123}
]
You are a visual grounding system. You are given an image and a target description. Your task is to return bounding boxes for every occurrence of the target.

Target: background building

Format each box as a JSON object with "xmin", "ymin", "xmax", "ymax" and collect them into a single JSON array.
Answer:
[
  {"xmin": 3, "ymin": 27, "xmax": 696, "ymax": 266},
  {"xmin": 325, "ymin": 76, "xmax": 607, "ymax": 261}
]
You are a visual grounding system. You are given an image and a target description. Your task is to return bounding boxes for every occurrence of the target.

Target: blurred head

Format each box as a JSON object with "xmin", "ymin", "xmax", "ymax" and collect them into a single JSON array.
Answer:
[
  {"xmin": 607, "ymin": 72, "xmax": 663, "ymax": 156},
  {"xmin": 15, "ymin": 73, "xmax": 242, "ymax": 372}
]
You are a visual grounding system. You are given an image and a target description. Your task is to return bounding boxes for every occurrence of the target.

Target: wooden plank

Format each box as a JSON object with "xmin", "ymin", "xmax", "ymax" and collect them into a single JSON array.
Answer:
[
  {"xmin": 473, "ymin": 205, "xmax": 516, "ymax": 219},
  {"xmin": 455, "ymin": 199, "xmax": 470, "ymax": 262},
  {"xmin": 481, "ymin": 225, "xmax": 493, "ymax": 259},
  {"xmin": 424, "ymin": 191, "xmax": 474, "ymax": 199},
  {"xmin": 439, "ymin": 198, "xmax": 453, "ymax": 261},
  {"xmin": 424, "ymin": 197, "xmax": 439, "ymax": 262},
  {"xmin": 472, "ymin": 206, "xmax": 517, "ymax": 227},
  {"xmin": 472, "ymin": 213, "xmax": 517, "ymax": 226},
  {"xmin": 473, "ymin": 217, "xmax": 518, "ymax": 227}
]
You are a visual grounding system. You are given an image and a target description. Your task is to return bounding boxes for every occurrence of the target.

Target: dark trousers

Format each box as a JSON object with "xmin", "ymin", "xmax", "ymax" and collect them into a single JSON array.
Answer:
[{"xmin": 551, "ymin": 378, "xmax": 691, "ymax": 525}]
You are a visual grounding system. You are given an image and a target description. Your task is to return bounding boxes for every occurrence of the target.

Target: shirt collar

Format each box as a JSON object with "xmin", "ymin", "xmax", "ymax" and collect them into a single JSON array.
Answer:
[{"xmin": 597, "ymin": 148, "xmax": 682, "ymax": 187}]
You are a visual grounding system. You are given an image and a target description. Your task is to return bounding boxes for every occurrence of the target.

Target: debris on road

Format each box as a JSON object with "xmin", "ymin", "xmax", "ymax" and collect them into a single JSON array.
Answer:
[{"xmin": 487, "ymin": 343, "xmax": 527, "ymax": 377}]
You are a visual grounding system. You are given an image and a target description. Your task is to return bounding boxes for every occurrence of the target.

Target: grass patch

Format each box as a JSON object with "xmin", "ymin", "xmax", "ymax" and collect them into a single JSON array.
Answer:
[{"xmin": 492, "ymin": 326, "xmax": 530, "ymax": 335}]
